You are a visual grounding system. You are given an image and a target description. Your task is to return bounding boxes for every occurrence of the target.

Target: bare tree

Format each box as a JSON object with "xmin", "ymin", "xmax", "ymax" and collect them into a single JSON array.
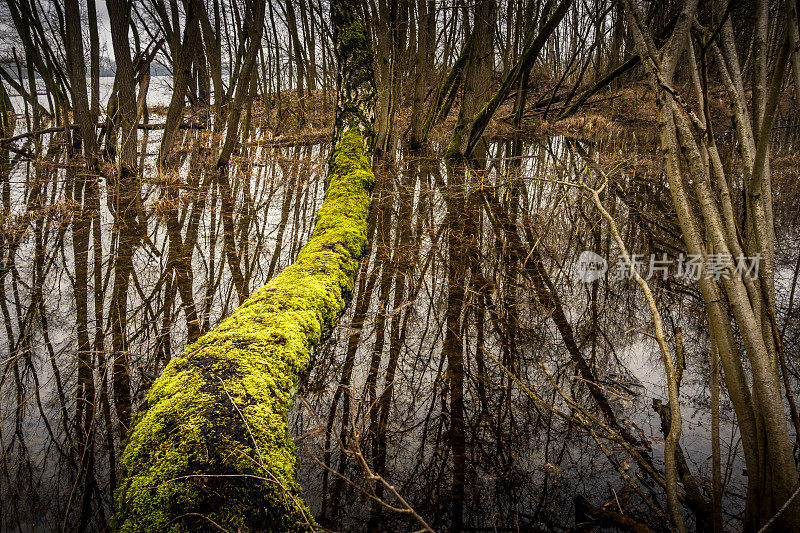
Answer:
[{"xmin": 620, "ymin": 0, "xmax": 799, "ymax": 528}]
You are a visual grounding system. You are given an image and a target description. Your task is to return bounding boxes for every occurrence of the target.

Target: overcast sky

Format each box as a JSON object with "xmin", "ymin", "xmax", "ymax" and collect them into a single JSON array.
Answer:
[{"xmin": 94, "ymin": 1, "xmax": 116, "ymax": 62}]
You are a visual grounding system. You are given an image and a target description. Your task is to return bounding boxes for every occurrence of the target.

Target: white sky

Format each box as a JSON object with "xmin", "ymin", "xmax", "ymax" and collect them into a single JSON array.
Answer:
[{"xmin": 94, "ymin": 0, "xmax": 116, "ymax": 61}]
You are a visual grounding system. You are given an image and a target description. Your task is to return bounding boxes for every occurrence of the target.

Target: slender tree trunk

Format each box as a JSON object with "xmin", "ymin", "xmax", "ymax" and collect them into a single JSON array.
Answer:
[
  {"xmin": 63, "ymin": 0, "xmax": 98, "ymax": 167},
  {"xmin": 410, "ymin": 0, "xmax": 435, "ymax": 149},
  {"xmin": 620, "ymin": 0, "xmax": 800, "ymax": 527},
  {"xmin": 107, "ymin": 0, "xmax": 138, "ymax": 175},
  {"xmin": 447, "ymin": 0, "xmax": 571, "ymax": 159},
  {"xmin": 87, "ymin": 0, "xmax": 100, "ymax": 119},
  {"xmin": 159, "ymin": 3, "xmax": 201, "ymax": 170}
]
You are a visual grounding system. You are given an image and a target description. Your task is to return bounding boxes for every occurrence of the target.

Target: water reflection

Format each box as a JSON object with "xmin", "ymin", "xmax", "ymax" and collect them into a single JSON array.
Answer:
[
  {"xmin": 292, "ymin": 136, "xmax": 744, "ymax": 531},
  {"xmin": 0, "ymin": 124, "xmax": 325, "ymax": 530},
  {"xmin": 0, "ymin": 127, "xmax": 784, "ymax": 531}
]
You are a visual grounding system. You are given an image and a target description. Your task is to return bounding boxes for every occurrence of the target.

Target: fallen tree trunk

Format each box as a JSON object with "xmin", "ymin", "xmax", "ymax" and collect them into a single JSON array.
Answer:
[
  {"xmin": 574, "ymin": 495, "xmax": 656, "ymax": 533},
  {"xmin": 555, "ymin": 54, "xmax": 640, "ymax": 120},
  {"xmin": 113, "ymin": 0, "xmax": 375, "ymax": 530},
  {"xmin": 446, "ymin": 0, "xmax": 572, "ymax": 159}
]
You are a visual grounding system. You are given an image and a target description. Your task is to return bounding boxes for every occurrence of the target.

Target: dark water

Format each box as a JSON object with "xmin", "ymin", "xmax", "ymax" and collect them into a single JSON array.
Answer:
[
  {"xmin": 2, "ymin": 124, "xmax": 790, "ymax": 531},
  {"xmin": 292, "ymin": 137, "xmax": 750, "ymax": 532}
]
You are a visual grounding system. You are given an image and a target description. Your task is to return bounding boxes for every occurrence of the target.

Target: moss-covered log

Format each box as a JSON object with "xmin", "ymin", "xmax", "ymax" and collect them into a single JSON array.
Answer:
[{"xmin": 114, "ymin": 1, "xmax": 375, "ymax": 531}]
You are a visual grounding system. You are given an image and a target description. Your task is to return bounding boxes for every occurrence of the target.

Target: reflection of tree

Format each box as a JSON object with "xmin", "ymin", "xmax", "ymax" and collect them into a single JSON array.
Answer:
[{"xmin": 2, "ymin": 0, "xmax": 800, "ymax": 530}]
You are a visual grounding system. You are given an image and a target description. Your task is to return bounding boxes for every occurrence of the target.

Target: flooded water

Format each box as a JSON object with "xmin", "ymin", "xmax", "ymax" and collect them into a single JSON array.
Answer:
[
  {"xmin": 0, "ymin": 120, "xmax": 784, "ymax": 530},
  {"xmin": 7, "ymin": 76, "xmax": 175, "ymax": 114}
]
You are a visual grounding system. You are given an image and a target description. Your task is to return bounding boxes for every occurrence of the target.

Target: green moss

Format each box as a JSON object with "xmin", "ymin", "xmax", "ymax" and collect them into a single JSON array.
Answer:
[
  {"xmin": 333, "ymin": 18, "xmax": 376, "ymax": 140},
  {"xmin": 115, "ymin": 127, "xmax": 374, "ymax": 532},
  {"xmin": 445, "ymin": 121, "xmax": 465, "ymax": 161},
  {"xmin": 340, "ymin": 21, "xmax": 373, "ymax": 88}
]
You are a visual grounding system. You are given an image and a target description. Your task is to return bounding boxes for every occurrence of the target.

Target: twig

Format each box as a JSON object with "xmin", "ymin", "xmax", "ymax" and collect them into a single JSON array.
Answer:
[{"xmin": 757, "ymin": 483, "xmax": 800, "ymax": 533}]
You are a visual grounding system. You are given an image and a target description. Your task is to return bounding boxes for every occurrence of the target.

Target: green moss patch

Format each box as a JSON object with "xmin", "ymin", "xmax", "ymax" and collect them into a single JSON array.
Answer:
[{"xmin": 115, "ymin": 127, "xmax": 373, "ymax": 532}]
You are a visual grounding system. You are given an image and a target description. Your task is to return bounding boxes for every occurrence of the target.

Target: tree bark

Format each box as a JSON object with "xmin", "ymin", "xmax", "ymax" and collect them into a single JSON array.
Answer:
[
  {"xmin": 159, "ymin": 2, "xmax": 201, "ymax": 171},
  {"xmin": 620, "ymin": 0, "xmax": 800, "ymax": 528},
  {"xmin": 63, "ymin": 0, "xmax": 98, "ymax": 168},
  {"xmin": 447, "ymin": 0, "xmax": 571, "ymax": 159},
  {"xmin": 114, "ymin": 1, "xmax": 376, "ymax": 530}
]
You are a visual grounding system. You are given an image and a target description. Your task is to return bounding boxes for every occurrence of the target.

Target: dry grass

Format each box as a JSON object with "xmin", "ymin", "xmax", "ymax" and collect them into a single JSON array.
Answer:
[
  {"xmin": 147, "ymin": 77, "xmax": 800, "ymax": 163},
  {"xmin": 549, "ymin": 113, "xmax": 619, "ymax": 141},
  {"xmin": 148, "ymin": 104, "xmax": 170, "ymax": 116}
]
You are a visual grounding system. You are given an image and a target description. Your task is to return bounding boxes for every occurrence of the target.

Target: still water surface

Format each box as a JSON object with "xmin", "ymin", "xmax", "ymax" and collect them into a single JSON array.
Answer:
[{"xmin": 0, "ymin": 102, "xmax": 750, "ymax": 530}]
